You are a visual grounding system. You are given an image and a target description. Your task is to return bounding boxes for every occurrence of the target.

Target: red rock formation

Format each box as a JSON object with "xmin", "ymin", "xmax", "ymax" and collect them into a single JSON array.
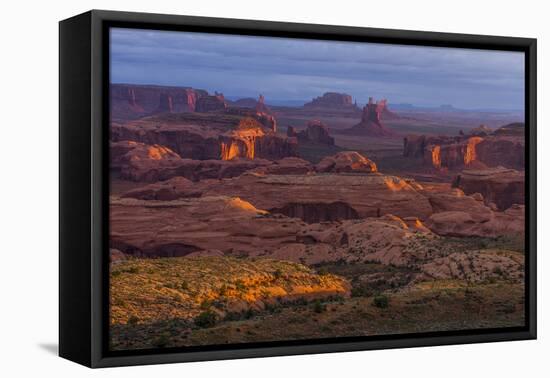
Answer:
[
  {"xmin": 423, "ymin": 188, "xmax": 524, "ymax": 237},
  {"xmin": 111, "ymin": 140, "xmax": 309, "ymax": 182},
  {"xmin": 470, "ymin": 124, "xmax": 493, "ymax": 136},
  {"xmin": 111, "ymin": 113, "xmax": 296, "ymax": 161},
  {"xmin": 403, "ymin": 135, "xmax": 426, "ymax": 158},
  {"xmin": 296, "ymin": 120, "xmax": 335, "ymax": 145},
  {"xmin": 156, "ymin": 93, "xmax": 174, "ymax": 113},
  {"xmin": 452, "ymin": 167, "xmax": 525, "ymax": 210},
  {"xmin": 405, "ymin": 129, "xmax": 524, "ymax": 171},
  {"xmin": 423, "ymin": 136, "xmax": 484, "ymax": 169},
  {"xmin": 341, "ymin": 97, "xmax": 397, "ymax": 137},
  {"xmin": 224, "ymin": 105, "xmax": 277, "ymax": 132},
  {"xmin": 111, "ymin": 140, "xmax": 278, "ymax": 182},
  {"xmin": 192, "ymin": 172, "xmax": 433, "ymax": 221},
  {"xmin": 476, "ymin": 137, "xmax": 524, "ymax": 169},
  {"xmin": 255, "ymin": 94, "xmax": 271, "ymax": 114},
  {"xmin": 304, "ymin": 92, "xmax": 356, "ymax": 108},
  {"xmin": 110, "ymin": 84, "xmax": 206, "ymax": 120},
  {"xmin": 251, "ymin": 157, "xmax": 314, "ymax": 175},
  {"xmin": 287, "ymin": 126, "xmax": 297, "ymax": 137},
  {"xmin": 121, "ymin": 177, "xmax": 199, "ymax": 200},
  {"xmin": 195, "ymin": 93, "xmax": 227, "ymax": 112},
  {"xmin": 316, "ymin": 151, "xmax": 377, "ymax": 173}
]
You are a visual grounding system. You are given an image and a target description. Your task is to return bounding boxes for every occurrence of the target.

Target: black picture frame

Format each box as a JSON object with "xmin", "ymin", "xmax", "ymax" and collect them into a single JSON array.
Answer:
[{"xmin": 59, "ymin": 9, "xmax": 537, "ymax": 368}]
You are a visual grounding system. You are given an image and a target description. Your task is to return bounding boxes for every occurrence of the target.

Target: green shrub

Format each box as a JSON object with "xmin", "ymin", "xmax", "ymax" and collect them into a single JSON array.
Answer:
[
  {"xmin": 312, "ymin": 299, "xmax": 326, "ymax": 313},
  {"xmin": 273, "ymin": 269, "xmax": 283, "ymax": 279},
  {"xmin": 373, "ymin": 295, "xmax": 389, "ymax": 309},
  {"xmin": 127, "ymin": 315, "xmax": 140, "ymax": 325},
  {"xmin": 194, "ymin": 310, "xmax": 218, "ymax": 328},
  {"xmin": 317, "ymin": 267, "xmax": 330, "ymax": 276},
  {"xmin": 234, "ymin": 279, "xmax": 246, "ymax": 292},
  {"xmin": 152, "ymin": 332, "xmax": 170, "ymax": 348}
]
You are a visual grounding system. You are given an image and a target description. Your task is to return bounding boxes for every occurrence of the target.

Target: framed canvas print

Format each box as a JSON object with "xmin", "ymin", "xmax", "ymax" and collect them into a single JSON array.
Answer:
[{"xmin": 59, "ymin": 10, "xmax": 536, "ymax": 368}]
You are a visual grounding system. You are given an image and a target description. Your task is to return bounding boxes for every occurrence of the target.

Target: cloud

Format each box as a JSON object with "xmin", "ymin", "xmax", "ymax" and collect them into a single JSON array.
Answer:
[{"xmin": 110, "ymin": 28, "xmax": 524, "ymax": 110}]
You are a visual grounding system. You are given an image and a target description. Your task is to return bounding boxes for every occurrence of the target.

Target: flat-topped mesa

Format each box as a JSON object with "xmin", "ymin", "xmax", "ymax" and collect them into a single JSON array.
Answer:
[
  {"xmin": 296, "ymin": 119, "xmax": 335, "ymax": 146},
  {"xmin": 195, "ymin": 92, "xmax": 228, "ymax": 113},
  {"xmin": 341, "ymin": 97, "xmax": 397, "ymax": 137},
  {"xmin": 304, "ymin": 92, "xmax": 357, "ymax": 109},
  {"xmin": 403, "ymin": 123, "xmax": 525, "ymax": 170},
  {"xmin": 110, "ymin": 84, "xmax": 207, "ymax": 120}
]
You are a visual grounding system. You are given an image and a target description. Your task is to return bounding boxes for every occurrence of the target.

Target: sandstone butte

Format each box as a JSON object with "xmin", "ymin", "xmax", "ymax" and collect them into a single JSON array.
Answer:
[
  {"xmin": 110, "ymin": 112, "xmax": 297, "ymax": 162},
  {"xmin": 403, "ymin": 123, "xmax": 525, "ymax": 170},
  {"xmin": 340, "ymin": 97, "xmax": 397, "ymax": 137},
  {"xmin": 304, "ymin": 92, "xmax": 357, "ymax": 109},
  {"xmin": 452, "ymin": 167, "xmax": 525, "ymax": 210},
  {"xmin": 292, "ymin": 119, "xmax": 335, "ymax": 146}
]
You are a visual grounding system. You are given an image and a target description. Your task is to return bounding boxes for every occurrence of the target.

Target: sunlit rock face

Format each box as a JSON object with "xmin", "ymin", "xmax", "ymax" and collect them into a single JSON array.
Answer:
[
  {"xmin": 220, "ymin": 121, "xmax": 265, "ymax": 160},
  {"xmin": 404, "ymin": 123, "xmax": 525, "ymax": 170},
  {"xmin": 316, "ymin": 151, "xmax": 377, "ymax": 174},
  {"xmin": 111, "ymin": 113, "xmax": 297, "ymax": 162},
  {"xmin": 422, "ymin": 136, "xmax": 484, "ymax": 170}
]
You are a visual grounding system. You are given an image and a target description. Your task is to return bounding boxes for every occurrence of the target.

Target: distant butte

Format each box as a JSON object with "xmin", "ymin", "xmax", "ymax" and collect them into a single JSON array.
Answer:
[
  {"xmin": 304, "ymin": 92, "xmax": 358, "ymax": 109},
  {"xmin": 340, "ymin": 97, "xmax": 398, "ymax": 137}
]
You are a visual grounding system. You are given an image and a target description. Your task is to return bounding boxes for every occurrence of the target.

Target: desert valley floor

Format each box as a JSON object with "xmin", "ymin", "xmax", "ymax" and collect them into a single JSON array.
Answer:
[{"xmin": 109, "ymin": 86, "xmax": 526, "ymax": 350}]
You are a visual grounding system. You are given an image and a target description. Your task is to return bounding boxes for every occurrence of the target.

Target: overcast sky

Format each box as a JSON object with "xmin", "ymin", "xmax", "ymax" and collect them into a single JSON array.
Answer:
[{"xmin": 110, "ymin": 28, "xmax": 525, "ymax": 110}]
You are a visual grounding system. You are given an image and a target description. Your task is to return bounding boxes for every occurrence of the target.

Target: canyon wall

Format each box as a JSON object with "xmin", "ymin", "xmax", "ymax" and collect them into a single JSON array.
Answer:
[
  {"xmin": 403, "ymin": 123, "xmax": 525, "ymax": 170},
  {"xmin": 111, "ymin": 84, "xmax": 207, "ymax": 120}
]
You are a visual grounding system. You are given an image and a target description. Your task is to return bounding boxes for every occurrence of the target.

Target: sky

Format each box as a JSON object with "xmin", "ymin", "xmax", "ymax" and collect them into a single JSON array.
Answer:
[{"xmin": 110, "ymin": 27, "xmax": 525, "ymax": 111}]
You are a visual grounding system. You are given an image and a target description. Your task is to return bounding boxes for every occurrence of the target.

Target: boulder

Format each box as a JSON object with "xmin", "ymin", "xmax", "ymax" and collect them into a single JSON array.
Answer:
[{"xmin": 316, "ymin": 151, "xmax": 377, "ymax": 173}]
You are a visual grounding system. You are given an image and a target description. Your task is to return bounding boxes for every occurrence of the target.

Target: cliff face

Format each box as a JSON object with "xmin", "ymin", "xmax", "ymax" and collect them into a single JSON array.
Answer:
[
  {"xmin": 404, "ymin": 123, "xmax": 525, "ymax": 171},
  {"xmin": 341, "ymin": 97, "xmax": 397, "ymax": 137},
  {"xmin": 111, "ymin": 84, "xmax": 207, "ymax": 120},
  {"xmin": 452, "ymin": 167, "xmax": 525, "ymax": 210},
  {"xmin": 423, "ymin": 137, "xmax": 483, "ymax": 169},
  {"xmin": 195, "ymin": 93, "xmax": 227, "ymax": 112},
  {"xmin": 111, "ymin": 113, "xmax": 296, "ymax": 161}
]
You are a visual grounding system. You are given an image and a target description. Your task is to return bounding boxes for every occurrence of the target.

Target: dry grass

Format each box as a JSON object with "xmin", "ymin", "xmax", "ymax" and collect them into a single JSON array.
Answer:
[{"xmin": 110, "ymin": 256, "xmax": 350, "ymax": 326}]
